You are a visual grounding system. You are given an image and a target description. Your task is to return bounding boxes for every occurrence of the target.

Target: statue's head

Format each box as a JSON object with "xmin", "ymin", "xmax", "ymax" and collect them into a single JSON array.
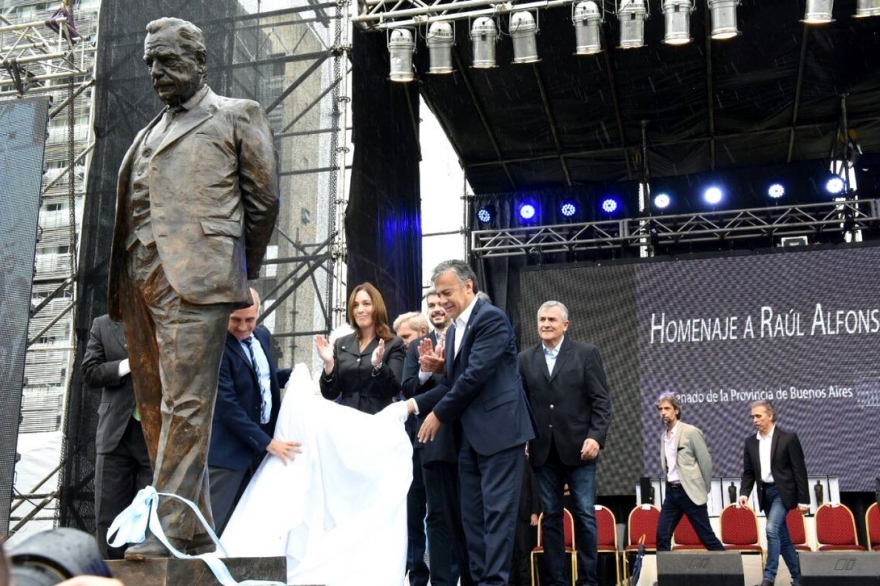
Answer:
[{"xmin": 143, "ymin": 17, "xmax": 207, "ymax": 106}]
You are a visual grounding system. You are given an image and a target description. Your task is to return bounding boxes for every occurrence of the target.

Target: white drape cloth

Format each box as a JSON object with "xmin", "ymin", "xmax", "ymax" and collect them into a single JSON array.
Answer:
[{"xmin": 221, "ymin": 364, "xmax": 412, "ymax": 585}]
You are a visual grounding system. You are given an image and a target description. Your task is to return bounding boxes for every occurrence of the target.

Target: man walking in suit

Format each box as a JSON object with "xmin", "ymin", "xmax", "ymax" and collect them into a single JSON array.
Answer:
[
  {"xmin": 208, "ymin": 289, "xmax": 301, "ymax": 535},
  {"xmin": 82, "ymin": 314, "xmax": 152, "ymax": 560},
  {"xmin": 107, "ymin": 17, "xmax": 278, "ymax": 559},
  {"xmin": 739, "ymin": 400, "xmax": 809, "ymax": 586},
  {"xmin": 400, "ymin": 296, "xmax": 469, "ymax": 586},
  {"xmin": 654, "ymin": 392, "xmax": 724, "ymax": 552},
  {"xmin": 518, "ymin": 301, "xmax": 612, "ymax": 586},
  {"xmin": 408, "ymin": 260, "xmax": 535, "ymax": 586}
]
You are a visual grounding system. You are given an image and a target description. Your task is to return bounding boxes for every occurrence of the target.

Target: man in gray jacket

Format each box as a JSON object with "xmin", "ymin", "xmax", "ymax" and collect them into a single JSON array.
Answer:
[{"xmin": 655, "ymin": 392, "xmax": 724, "ymax": 551}]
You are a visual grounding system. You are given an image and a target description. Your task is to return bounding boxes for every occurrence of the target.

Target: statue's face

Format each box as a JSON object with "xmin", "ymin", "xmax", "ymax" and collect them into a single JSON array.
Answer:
[{"xmin": 143, "ymin": 28, "xmax": 204, "ymax": 106}]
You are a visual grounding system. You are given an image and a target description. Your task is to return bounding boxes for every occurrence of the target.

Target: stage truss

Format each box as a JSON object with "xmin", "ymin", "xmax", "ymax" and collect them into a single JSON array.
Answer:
[
  {"xmin": 471, "ymin": 199, "xmax": 880, "ymax": 257},
  {"xmin": 351, "ymin": 0, "xmax": 578, "ymax": 29}
]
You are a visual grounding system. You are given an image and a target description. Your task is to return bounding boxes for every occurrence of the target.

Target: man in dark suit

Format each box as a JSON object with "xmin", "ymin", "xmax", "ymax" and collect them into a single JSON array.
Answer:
[
  {"xmin": 408, "ymin": 260, "xmax": 536, "ymax": 586},
  {"xmin": 107, "ymin": 17, "xmax": 278, "ymax": 559},
  {"xmin": 518, "ymin": 301, "xmax": 612, "ymax": 586},
  {"xmin": 81, "ymin": 314, "xmax": 152, "ymax": 560},
  {"xmin": 399, "ymin": 298, "xmax": 469, "ymax": 586},
  {"xmin": 739, "ymin": 400, "xmax": 809, "ymax": 586},
  {"xmin": 208, "ymin": 289, "xmax": 301, "ymax": 535}
]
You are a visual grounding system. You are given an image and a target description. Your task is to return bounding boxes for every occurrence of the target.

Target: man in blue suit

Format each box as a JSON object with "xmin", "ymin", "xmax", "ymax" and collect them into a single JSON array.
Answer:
[
  {"xmin": 407, "ymin": 260, "xmax": 536, "ymax": 586},
  {"xmin": 208, "ymin": 289, "xmax": 301, "ymax": 534}
]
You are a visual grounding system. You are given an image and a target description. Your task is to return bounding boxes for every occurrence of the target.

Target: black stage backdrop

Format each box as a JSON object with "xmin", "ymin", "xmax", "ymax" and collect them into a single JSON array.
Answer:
[
  {"xmin": 0, "ymin": 97, "xmax": 50, "ymax": 532},
  {"xmin": 348, "ymin": 27, "xmax": 421, "ymax": 317},
  {"xmin": 63, "ymin": 0, "xmax": 242, "ymax": 532},
  {"xmin": 519, "ymin": 244, "xmax": 880, "ymax": 496}
]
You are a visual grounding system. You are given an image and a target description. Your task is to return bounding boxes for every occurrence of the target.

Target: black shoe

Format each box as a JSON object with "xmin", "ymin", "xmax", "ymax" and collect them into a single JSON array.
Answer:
[{"xmin": 754, "ymin": 581, "xmax": 773, "ymax": 586}]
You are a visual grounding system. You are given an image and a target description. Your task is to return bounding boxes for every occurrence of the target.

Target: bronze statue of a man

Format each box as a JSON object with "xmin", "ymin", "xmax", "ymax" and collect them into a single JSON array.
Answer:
[{"xmin": 107, "ymin": 17, "xmax": 279, "ymax": 560}]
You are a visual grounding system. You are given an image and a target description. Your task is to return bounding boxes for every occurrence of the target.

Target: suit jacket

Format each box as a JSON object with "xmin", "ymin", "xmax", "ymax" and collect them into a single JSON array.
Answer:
[
  {"xmin": 660, "ymin": 422, "xmax": 713, "ymax": 506},
  {"xmin": 519, "ymin": 339, "xmax": 612, "ymax": 468},
  {"xmin": 108, "ymin": 87, "xmax": 278, "ymax": 319},
  {"xmin": 402, "ymin": 332, "xmax": 457, "ymax": 465},
  {"xmin": 320, "ymin": 333, "xmax": 405, "ymax": 415},
  {"xmin": 416, "ymin": 298, "xmax": 536, "ymax": 456},
  {"xmin": 81, "ymin": 315, "xmax": 135, "ymax": 454},
  {"xmin": 208, "ymin": 327, "xmax": 282, "ymax": 471},
  {"xmin": 740, "ymin": 426, "xmax": 810, "ymax": 512}
]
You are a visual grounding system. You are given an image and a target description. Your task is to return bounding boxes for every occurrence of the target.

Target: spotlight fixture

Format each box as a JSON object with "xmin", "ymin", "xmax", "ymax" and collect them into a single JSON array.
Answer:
[
  {"xmin": 471, "ymin": 17, "xmax": 498, "ymax": 68},
  {"xmin": 477, "ymin": 206, "xmax": 494, "ymax": 223},
  {"xmin": 618, "ymin": 0, "xmax": 648, "ymax": 49},
  {"xmin": 855, "ymin": 0, "xmax": 880, "ymax": 17},
  {"xmin": 519, "ymin": 202, "xmax": 537, "ymax": 220},
  {"xmin": 662, "ymin": 0, "xmax": 694, "ymax": 45},
  {"xmin": 560, "ymin": 201, "xmax": 578, "ymax": 217},
  {"xmin": 803, "ymin": 0, "xmax": 834, "ymax": 23},
  {"xmin": 707, "ymin": 0, "xmax": 740, "ymax": 40},
  {"xmin": 826, "ymin": 175, "xmax": 845, "ymax": 195},
  {"xmin": 768, "ymin": 183, "xmax": 786, "ymax": 199},
  {"xmin": 388, "ymin": 28, "xmax": 415, "ymax": 82},
  {"xmin": 510, "ymin": 11, "xmax": 540, "ymax": 64},
  {"xmin": 573, "ymin": 1, "xmax": 603, "ymax": 55},
  {"xmin": 601, "ymin": 198, "xmax": 619, "ymax": 213},
  {"xmin": 654, "ymin": 193, "xmax": 671, "ymax": 209},
  {"xmin": 703, "ymin": 186, "xmax": 723, "ymax": 205},
  {"xmin": 426, "ymin": 21, "xmax": 454, "ymax": 74}
]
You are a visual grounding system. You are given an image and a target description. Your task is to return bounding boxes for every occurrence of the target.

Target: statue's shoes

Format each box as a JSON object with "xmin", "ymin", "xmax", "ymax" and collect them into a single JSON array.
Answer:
[
  {"xmin": 184, "ymin": 532, "xmax": 217, "ymax": 555},
  {"xmin": 124, "ymin": 532, "xmax": 216, "ymax": 560}
]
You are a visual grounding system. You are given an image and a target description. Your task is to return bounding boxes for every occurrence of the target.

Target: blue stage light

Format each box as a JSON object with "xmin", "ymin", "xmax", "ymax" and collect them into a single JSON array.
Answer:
[
  {"xmin": 703, "ymin": 186, "xmax": 723, "ymax": 205},
  {"xmin": 768, "ymin": 183, "xmax": 785, "ymax": 199},
  {"xmin": 477, "ymin": 207, "xmax": 493, "ymax": 223},
  {"xmin": 601, "ymin": 198, "xmax": 618, "ymax": 213},
  {"xmin": 519, "ymin": 203, "xmax": 537, "ymax": 220},
  {"xmin": 560, "ymin": 201, "xmax": 577, "ymax": 217},
  {"xmin": 654, "ymin": 193, "xmax": 671, "ymax": 209},
  {"xmin": 826, "ymin": 175, "xmax": 845, "ymax": 195}
]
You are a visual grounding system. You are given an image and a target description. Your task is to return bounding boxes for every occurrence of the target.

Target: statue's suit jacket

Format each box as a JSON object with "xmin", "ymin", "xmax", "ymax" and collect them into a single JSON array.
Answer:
[
  {"xmin": 660, "ymin": 421, "xmax": 714, "ymax": 506},
  {"xmin": 81, "ymin": 314, "xmax": 135, "ymax": 454},
  {"xmin": 108, "ymin": 87, "xmax": 279, "ymax": 318}
]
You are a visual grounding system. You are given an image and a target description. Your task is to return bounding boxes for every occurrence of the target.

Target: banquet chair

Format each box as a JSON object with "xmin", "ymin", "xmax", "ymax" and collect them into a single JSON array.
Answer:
[
  {"xmin": 671, "ymin": 514, "xmax": 706, "ymax": 550},
  {"xmin": 595, "ymin": 504, "xmax": 621, "ymax": 586},
  {"xmin": 719, "ymin": 503, "xmax": 764, "ymax": 563},
  {"xmin": 785, "ymin": 507, "xmax": 813, "ymax": 551},
  {"xmin": 815, "ymin": 502, "xmax": 866, "ymax": 551},
  {"xmin": 530, "ymin": 508, "xmax": 577, "ymax": 586},
  {"xmin": 864, "ymin": 502, "xmax": 880, "ymax": 551},
  {"xmin": 623, "ymin": 504, "xmax": 660, "ymax": 580}
]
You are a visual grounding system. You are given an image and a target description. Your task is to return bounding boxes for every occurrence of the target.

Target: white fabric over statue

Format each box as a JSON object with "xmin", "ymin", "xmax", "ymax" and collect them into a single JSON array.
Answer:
[{"xmin": 221, "ymin": 364, "xmax": 412, "ymax": 585}]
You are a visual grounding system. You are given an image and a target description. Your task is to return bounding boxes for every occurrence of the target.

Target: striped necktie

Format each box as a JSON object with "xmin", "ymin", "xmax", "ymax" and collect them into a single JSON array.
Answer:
[{"xmin": 243, "ymin": 336, "xmax": 270, "ymax": 424}]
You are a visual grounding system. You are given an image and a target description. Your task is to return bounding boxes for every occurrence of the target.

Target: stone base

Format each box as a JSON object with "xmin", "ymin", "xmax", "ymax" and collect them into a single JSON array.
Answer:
[{"xmin": 107, "ymin": 556, "xmax": 289, "ymax": 585}]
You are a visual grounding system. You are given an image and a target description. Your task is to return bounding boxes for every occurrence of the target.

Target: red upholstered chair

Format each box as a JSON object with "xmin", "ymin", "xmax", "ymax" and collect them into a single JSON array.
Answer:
[
  {"xmin": 672, "ymin": 514, "xmax": 706, "ymax": 550},
  {"xmin": 785, "ymin": 507, "xmax": 813, "ymax": 551},
  {"xmin": 815, "ymin": 502, "xmax": 866, "ymax": 551},
  {"xmin": 530, "ymin": 508, "xmax": 577, "ymax": 586},
  {"xmin": 595, "ymin": 504, "xmax": 621, "ymax": 586},
  {"xmin": 719, "ymin": 504, "xmax": 764, "ymax": 563},
  {"xmin": 624, "ymin": 504, "xmax": 660, "ymax": 580},
  {"xmin": 865, "ymin": 502, "xmax": 880, "ymax": 551}
]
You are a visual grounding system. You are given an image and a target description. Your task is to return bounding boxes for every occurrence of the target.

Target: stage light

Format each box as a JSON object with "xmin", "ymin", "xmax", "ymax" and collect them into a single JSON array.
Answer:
[
  {"xmin": 703, "ymin": 186, "xmax": 723, "ymax": 205},
  {"xmin": 388, "ymin": 28, "xmax": 415, "ymax": 82},
  {"xmin": 573, "ymin": 1, "xmax": 603, "ymax": 55},
  {"xmin": 826, "ymin": 175, "xmax": 845, "ymax": 195},
  {"xmin": 654, "ymin": 193, "xmax": 671, "ymax": 209},
  {"xmin": 601, "ymin": 198, "xmax": 619, "ymax": 213},
  {"xmin": 768, "ymin": 183, "xmax": 785, "ymax": 199},
  {"xmin": 662, "ymin": 0, "xmax": 694, "ymax": 45},
  {"xmin": 510, "ymin": 11, "xmax": 540, "ymax": 64},
  {"xmin": 471, "ymin": 17, "xmax": 498, "ymax": 69},
  {"xmin": 803, "ymin": 0, "xmax": 834, "ymax": 23},
  {"xmin": 477, "ymin": 207, "xmax": 493, "ymax": 223},
  {"xmin": 519, "ymin": 202, "xmax": 537, "ymax": 220},
  {"xmin": 707, "ymin": 0, "xmax": 740, "ymax": 40},
  {"xmin": 618, "ymin": 0, "xmax": 647, "ymax": 49},
  {"xmin": 560, "ymin": 201, "xmax": 578, "ymax": 217},
  {"xmin": 855, "ymin": 0, "xmax": 880, "ymax": 17},
  {"xmin": 427, "ymin": 21, "xmax": 454, "ymax": 74}
]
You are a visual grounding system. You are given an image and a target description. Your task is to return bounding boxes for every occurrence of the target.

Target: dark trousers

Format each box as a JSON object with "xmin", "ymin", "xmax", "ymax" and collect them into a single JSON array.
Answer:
[
  {"xmin": 509, "ymin": 518, "xmax": 537, "ymax": 586},
  {"xmin": 407, "ymin": 447, "xmax": 430, "ymax": 586},
  {"xmin": 208, "ymin": 465, "xmax": 250, "ymax": 537},
  {"xmin": 95, "ymin": 417, "xmax": 152, "ymax": 559},
  {"xmin": 121, "ymin": 242, "xmax": 231, "ymax": 541},
  {"xmin": 656, "ymin": 484, "xmax": 725, "ymax": 551},
  {"xmin": 459, "ymin": 436, "xmax": 525, "ymax": 586},
  {"xmin": 425, "ymin": 460, "xmax": 473, "ymax": 586}
]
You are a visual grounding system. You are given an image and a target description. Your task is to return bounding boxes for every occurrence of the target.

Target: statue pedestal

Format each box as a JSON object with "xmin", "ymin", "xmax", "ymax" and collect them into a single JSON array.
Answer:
[{"xmin": 107, "ymin": 556, "xmax": 288, "ymax": 585}]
